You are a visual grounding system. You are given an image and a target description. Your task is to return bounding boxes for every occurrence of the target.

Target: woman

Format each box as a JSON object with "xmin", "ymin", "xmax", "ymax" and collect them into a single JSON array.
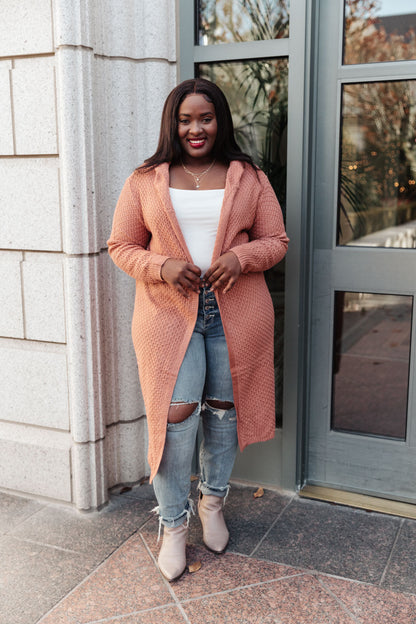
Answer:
[{"xmin": 107, "ymin": 78, "xmax": 289, "ymax": 581}]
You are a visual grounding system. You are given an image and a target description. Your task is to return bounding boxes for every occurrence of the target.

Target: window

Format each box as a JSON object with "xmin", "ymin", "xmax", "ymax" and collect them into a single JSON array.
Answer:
[
  {"xmin": 338, "ymin": 80, "xmax": 416, "ymax": 247},
  {"xmin": 344, "ymin": 0, "xmax": 416, "ymax": 65},
  {"xmin": 332, "ymin": 292, "xmax": 412, "ymax": 440},
  {"xmin": 197, "ymin": 0, "xmax": 289, "ymax": 45}
]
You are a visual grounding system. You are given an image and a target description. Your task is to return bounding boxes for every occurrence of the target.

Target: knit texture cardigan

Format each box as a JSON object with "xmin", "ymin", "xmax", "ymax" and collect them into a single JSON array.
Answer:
[{"xmin": 107, "ymin": 161, "xmax": 289, "ymax": 481}]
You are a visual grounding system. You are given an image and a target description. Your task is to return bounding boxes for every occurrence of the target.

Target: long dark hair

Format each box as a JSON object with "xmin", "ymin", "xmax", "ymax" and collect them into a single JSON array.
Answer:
[{"xmin": 139, "ymin": 78, "xmax": 257, "ymax": 171}]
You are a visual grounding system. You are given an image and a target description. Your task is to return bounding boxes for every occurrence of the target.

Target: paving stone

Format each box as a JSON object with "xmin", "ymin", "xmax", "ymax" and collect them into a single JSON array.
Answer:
[
  {"xmin": 0, "ymin": 492, "xmax": 43, "ymax": 534},
  {"xmin": 10, "ymin": 494, "xmax": 154, "ymax": 565},
  {"xmin": 321, "ymin": 575, "xmax": 416, "ymax": 624},
  {"xmin": 1, "ymin": 488, "xmax": 415, "ymax": 624},
  {"xmin": 0, "ymin": 535, "xmax": 94, "ymax": 624},
  {"xmin": 254, "ymin": 497, "xmax": 401, "ymax": 583},
  {"xmin": 39, "ymin": 533, "xmax": 173, "ymax": 624},
  {"xmin": 187, "ymin": 482, "xmax": 293, "ymax": 556},
  {"xmin": 382, "ymin": 519, "xmax": 416, "ymax": 595},
  {"xmin": 182, "ymin": 574, "xmax": 358, "ymax": 624}
]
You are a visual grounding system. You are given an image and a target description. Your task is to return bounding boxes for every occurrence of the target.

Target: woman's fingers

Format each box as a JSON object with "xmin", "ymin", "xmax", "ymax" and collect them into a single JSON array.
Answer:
[
  {"xmin": 161, "ymin": 259, "xmax": 202, "ymax": 296},
  {"xmin": 179, "ymin": 268, "xmax": 201, "ymax": 297},
  {"xmin": 205, "ymin": 252, "xmax": 241, "ymax": 293},
  {"xmin": 206, "ymin": 268, "xmax": 227, "ymax": 290},
  {"xmin": 222, "ymin": 277, "xmax": 235, "ymax": 294},
  {"xmin": 161, "ymin": 253, "xmax": 241, "ymax": 296}
]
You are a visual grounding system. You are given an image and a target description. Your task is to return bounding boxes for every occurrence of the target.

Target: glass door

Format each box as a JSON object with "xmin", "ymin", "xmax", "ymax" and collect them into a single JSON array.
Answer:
[
  {"xmin": 179, "ymin": 1, "xmax": 309, "ymax": 487},
  {"xmin": 307, "ymin": 0, "xmax": 416, "ymax": 503}
]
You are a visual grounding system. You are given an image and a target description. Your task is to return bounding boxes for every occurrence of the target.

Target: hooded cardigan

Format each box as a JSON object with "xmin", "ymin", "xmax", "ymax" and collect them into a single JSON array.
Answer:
[{"xmin": 107, "ymin": 160, "xmax": 289, "ymax": 482}]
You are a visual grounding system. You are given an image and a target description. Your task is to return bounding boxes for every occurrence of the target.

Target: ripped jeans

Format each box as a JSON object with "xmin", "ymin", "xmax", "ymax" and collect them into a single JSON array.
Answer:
[{"xmin": 152, "ymin": 285, "xmax": 238, "ymax": 529}]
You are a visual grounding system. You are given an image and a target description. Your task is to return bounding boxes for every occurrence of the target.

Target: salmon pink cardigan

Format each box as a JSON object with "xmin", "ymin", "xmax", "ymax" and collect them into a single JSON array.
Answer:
[{"xmin": 107, "ymin": 161, "xmax": 289, "ymax": 481}]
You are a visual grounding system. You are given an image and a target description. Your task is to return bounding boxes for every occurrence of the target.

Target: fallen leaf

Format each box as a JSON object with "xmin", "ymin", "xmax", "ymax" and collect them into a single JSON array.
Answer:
[
  {"xmin": 253, "ymin": 487, "xmax": 264, "ymax": 499},
  {"xmin": 190, "ymin": 475, "xmax": 199, "ymax": 482},
  {"xmin": 188, "ymin": 560, "xmax": 202, "ymax": 573}
]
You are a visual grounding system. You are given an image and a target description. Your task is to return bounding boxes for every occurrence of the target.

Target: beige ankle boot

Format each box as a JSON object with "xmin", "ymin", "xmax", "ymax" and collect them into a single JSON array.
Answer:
[
  {"xmin": 198, "ymin": 493, "xmax": 229, "ymax": 553},
  {"xmin": 157, "ymin": 522, "xmax": 187, "ymax": 581}
]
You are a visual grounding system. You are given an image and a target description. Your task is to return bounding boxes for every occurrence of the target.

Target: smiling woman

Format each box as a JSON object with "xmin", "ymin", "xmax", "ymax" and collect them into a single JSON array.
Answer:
[
  {"xmin": 177, "ymin": 93, "xmax": 218, "ymax": 165},
  {"xmin": 107, "ymin": 77, "xmax": 288, "ymax": 581},
  {"xmin": 171, "ymin": 93, "xmax": 226, "ymax": 191}
]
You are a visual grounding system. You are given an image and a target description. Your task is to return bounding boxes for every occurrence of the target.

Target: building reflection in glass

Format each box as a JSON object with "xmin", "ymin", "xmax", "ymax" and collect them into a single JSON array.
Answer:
[
  {"xmin": 198, "ymin": 58, "xmax": 288, "ymax": 426},
  {"xmin": 197, "ymin": 0, "xmax": 289, "ymax": 45},
  {"xmin": 344, "ymin": 0, "xmax": 416, "ymax": 65},
  {"xmin": 338, "ymin": 80, "xmax": 416, "ymax": 247},
  {"xmin": 332, "ymin": 292, "xmax": 412, "ymax": 440}
]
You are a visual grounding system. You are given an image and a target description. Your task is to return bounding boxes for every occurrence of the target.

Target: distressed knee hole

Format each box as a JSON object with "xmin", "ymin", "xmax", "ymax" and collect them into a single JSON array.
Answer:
[
  {"xmin": 167, "ymin": 402, "xmax": 198, "ymax": 424},
  {"xmin": 206, "ymin": 400, "xmax": 234, "ymax": 410}
]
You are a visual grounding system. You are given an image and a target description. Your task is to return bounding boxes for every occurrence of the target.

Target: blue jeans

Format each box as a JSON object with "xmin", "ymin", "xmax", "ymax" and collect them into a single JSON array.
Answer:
[{"xmin": 152, "ymin": 285, "xmax": 238, "ymax": 528}]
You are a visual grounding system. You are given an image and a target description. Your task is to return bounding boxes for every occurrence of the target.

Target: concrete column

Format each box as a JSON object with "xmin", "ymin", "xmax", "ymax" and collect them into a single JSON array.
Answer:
[
  {"xmin": 55, "ymin": 0, "xmax": 177, "ymax": 509},
  {"xmin": 0, "ymin": 0, "xmax": 72, "ymax": 503},
  {"xmin": 0, "ymin": 0, "xmax": 177, "ymax": 508}
]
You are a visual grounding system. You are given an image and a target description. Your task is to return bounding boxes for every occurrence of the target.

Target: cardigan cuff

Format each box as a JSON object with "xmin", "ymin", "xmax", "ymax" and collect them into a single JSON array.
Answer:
[
  {"xmin": 148, "ymin": 254, "xmax": 171, "ymax": 282},
  {"xmin": 229, "ymin": 245, "xmax": 252, "ymax": 273}
]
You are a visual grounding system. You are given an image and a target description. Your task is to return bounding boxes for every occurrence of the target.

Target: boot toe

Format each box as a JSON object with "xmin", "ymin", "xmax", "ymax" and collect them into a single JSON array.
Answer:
[
  {"xmin": 158, "ymin": 557, "xmax": 186, "ymax": 582},
  {"xmin": 157, "ymin": 522, "xmax": 187, "ymax": 582},
  {"xmin": 204, "ymin": 530, "xmax": 229, "ymax": 553}
]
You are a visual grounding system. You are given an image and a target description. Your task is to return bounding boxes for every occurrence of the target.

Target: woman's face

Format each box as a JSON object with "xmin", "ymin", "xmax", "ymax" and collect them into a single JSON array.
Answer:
[{"xmin": 177, "ymin": 93, "xmax": 218, "ymax": 163}]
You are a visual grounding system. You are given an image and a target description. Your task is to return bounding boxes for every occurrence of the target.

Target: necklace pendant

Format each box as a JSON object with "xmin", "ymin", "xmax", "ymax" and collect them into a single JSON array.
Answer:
[{"xmin": 181, "ymin": 159, "xmax": 216, "ymax": 190}]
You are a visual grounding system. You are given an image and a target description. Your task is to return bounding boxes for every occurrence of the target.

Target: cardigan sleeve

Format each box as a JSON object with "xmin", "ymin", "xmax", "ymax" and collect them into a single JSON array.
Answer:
[
  {"xmin": 230, "ymin": 170, "xmax": 289, "ymax": 273},
  {"xmin": 107, "ymin": 174, "xmax": 170, "ymax": 282}
]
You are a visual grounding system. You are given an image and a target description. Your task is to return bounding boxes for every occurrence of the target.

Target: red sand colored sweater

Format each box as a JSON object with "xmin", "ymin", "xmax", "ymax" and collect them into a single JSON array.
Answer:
[{"xmin": 107, "ymin": 161, "xmax": 289, "ymax": 481}]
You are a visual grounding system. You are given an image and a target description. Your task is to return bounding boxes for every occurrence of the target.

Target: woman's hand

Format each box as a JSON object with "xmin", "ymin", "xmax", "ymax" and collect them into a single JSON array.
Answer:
[
  {"xmin": 161, "ymin": 259, "xmax": 202, "ymax": 298},
  {"xmin": 205, "ymin": 251, "xmax": 241, "ymax": 294}
]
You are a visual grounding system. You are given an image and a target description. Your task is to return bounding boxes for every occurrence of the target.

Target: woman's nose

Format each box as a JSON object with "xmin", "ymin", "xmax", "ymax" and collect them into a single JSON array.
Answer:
[{"xmin": 189, "ymin": 120, "xmax": 202, "ymax": 134}]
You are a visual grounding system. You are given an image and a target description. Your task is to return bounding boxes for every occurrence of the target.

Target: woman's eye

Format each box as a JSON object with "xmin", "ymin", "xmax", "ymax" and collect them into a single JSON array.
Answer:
[
  {"xmin": 203, "ymin": 117, "xmax": 213, "ymax": 123},
  {"xmin": 179, "ymin": 119, "xmax": 189, "ymax": 124}
]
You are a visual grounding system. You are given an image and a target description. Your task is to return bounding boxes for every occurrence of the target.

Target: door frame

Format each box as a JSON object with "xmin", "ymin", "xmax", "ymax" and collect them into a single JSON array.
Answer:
[
  {"xmin": 305, "ymin": 0, "xmax": 416, "ymax": 505},
  {"xmin": 177, "ymin": 0, "xmax": 314, "ymax": 490}
]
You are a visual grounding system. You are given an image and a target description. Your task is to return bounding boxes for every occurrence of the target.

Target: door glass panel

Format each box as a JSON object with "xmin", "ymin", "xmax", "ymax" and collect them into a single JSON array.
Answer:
[
  {"xmin": 197, "ymin": 0, "xmax": 289, "ymax": 46},
  {"xmin": 344, "ymin": 0, "xmax": 416, "ymax": 64},
  {"xmin": 198, "ymin": 59, "xmax": 288, "ymax": 426},
  {"xmin": 338, "ymin": 80, "xmax": 416, "ymax": 247},
  {"xmin": 332, "ymin": 292, "xmax": 412, "ymax": 439}
]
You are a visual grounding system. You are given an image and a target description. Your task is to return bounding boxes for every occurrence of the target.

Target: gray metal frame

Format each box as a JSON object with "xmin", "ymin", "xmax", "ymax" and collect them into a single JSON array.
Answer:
[
  {"xmin": 178, "ymin": 0, "xmax": 312, "ymax": 490},
  {"xmin": 307, "ymin": 0, "xmax": 416, "ymax": 503}
]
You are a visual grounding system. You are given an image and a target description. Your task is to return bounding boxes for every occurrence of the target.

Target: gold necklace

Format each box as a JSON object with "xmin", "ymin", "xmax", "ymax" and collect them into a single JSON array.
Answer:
[{"xmin": 181, "ymin": 159, "xmax": 216, "ymax": 189}]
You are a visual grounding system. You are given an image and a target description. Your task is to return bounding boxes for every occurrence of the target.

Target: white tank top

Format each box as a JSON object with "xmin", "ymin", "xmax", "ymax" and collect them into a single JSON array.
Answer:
[{"xmin": 169, "ymin": 188, "xmax": 225, "ymax": 275}]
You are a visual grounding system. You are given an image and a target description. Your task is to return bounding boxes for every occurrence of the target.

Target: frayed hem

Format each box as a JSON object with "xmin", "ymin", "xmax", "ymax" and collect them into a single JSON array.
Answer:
[
  {"xmin": 152, "ymin": 496, "xmax": 195, "ymax": 542},
  {"xmin": 198, "ymin": 481, "xmax": 230, "ymax": 504}
]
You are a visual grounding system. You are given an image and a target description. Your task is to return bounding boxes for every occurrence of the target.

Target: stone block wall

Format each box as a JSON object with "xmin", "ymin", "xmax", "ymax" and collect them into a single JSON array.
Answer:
[{"xmin": 0, "ymin": 0, "xmax": 177, "ymax": 508}]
